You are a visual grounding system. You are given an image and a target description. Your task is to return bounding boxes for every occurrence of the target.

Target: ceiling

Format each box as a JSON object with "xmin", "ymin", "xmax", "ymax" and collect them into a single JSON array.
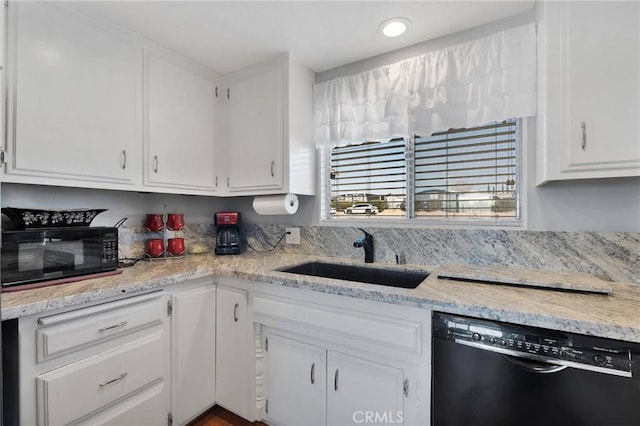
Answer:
[{"xmin": 71, "ymin": 0, "xmax": 535, "ymax": 75}]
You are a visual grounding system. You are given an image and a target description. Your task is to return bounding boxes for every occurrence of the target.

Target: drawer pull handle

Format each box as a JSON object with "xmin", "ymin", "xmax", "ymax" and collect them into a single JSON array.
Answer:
[
  {"xmin": 581, "ymin": 121, "xmax": 587, "ymax": 151},
  {"xmin": 121, "ymin": 150, "xmax": 127, "ymax": 170},
  {"xmin": 98, "ymin": 321, "xmax": 128, "ymax": 333},
  {"xmin": 99, "ymin": 372, "xmax": 128, "ymax": 388},
  {"xmin": 334, "ymin": 368, "xmax": 339, "ymax": 391},
  {"xmin": 270, "ymin": 161, "xmax": 275, "ymax": 177},
  {"xmin": 233, "ymin": 303, "xmax": 239, "ymax": 322},
  {"xmin": 153, "ymin": 155, "xmax": 159, "ymax": 173},
  {"xmin": 311, "ymin": 362, "xmax": 315, "ymax": 384}
]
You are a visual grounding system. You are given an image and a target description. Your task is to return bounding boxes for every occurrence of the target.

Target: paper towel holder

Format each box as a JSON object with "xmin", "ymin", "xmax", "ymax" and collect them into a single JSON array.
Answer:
[{"xmin": 252, "ymin": 193, "xmax": 299, "ymax": 215}]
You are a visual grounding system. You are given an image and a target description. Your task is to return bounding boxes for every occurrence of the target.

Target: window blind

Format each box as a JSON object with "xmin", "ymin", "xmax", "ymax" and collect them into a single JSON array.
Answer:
[
  {"xmin": 414, "ymin": 119, "xmax": 519, "ymax": 219},
  {"xmin": 330, "ymin": 140, "xmax": 406, "ymax": 218},
  {"xmin": 325, "ymin": 119, "xmax": 520, "ymax": 222}
]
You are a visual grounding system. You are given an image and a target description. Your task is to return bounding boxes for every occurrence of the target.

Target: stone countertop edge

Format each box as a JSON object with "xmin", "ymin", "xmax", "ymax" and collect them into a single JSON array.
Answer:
[{"xmin": 2, "ymin": 253, "xmax": 639, "ymax": 343}]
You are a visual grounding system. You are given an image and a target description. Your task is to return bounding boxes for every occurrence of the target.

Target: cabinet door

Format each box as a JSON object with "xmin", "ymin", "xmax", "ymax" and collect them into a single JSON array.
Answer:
[
  {"xmin": 216, "ymin": 286, "xmax": 253, "ymax": 420},
  {"xmin": 565, "ymin": 2, "xmax": 640, "ymax": 172},
  {"xmin": 8, "ymin": 2, "xmax": 139, "ymax": 186},
  {"xmin": 171, "ymin": 285, "xmax": 216, "ymax": 425},
  {"xmin": 265, "ymin": 333, "xmax": 326, "ymax": 426},
  {"xmin": 327, "ymin": 351, "xmax": 405, "ymax": 426},
  {"xmin": 538, "ymin": 1, "xmax": 640, "ymax": 183},
  {"xmin": 145, "ymin": 52, "xmax": 218, "ymax": 193},
  {"xmin": 227, "ymin": 66, "xmax": 284, "ymax": 192}
]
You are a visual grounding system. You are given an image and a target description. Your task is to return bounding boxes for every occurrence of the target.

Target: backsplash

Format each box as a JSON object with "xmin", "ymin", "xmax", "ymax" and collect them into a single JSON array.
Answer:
[
  {"xmin": 243, "ymin": 225, "xmax": 640, "ymax": 285},
  {"xmin": 116, "ymin": 222, "xmax": 639, "ymax": 284},
  {"xmin": 118, "ymin": 223, "xmax": 216, "ymax": 259}
]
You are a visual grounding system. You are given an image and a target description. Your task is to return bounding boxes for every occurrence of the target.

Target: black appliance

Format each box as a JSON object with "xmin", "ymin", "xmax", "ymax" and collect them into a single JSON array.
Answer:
[
  {"xmin": 214, "ymin": 212, "xmax": 241, "ymax": 255},
  {"xmin": 1, "ymin": 227, "xmax": 118, "ymax": 287},
  {"xmin": 432, "ymin": 312, "xmax": 640, "ymax": 426}
]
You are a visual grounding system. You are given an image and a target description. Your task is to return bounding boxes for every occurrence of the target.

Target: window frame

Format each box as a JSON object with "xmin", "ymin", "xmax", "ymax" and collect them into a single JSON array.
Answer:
[{"xmin": 319, "ymin": 118, "xmax": 527, "ymax": 229}]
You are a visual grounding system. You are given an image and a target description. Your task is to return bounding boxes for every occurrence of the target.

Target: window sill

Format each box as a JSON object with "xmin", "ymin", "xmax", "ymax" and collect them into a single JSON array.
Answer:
[{"xmin": 319, "ymin": 217, "xmax": 525, "ymax": 230}]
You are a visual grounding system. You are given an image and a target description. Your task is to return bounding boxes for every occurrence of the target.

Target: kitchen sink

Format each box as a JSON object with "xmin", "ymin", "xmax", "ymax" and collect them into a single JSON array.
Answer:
[{"xmin": 279, "ymin": 261, "xmax": 429, "ymax": 289}]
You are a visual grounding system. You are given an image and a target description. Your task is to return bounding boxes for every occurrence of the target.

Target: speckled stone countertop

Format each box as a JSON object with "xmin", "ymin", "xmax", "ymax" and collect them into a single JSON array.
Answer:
[{"xmin": 2, "ymin": 252, "xmax": 639, "ymax": 343}]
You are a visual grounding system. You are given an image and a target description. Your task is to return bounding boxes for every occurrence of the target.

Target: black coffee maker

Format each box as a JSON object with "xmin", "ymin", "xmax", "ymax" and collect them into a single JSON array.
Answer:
[{"xmin": 214, "ymin": 212, "xmax": 241, "ymax": 255}]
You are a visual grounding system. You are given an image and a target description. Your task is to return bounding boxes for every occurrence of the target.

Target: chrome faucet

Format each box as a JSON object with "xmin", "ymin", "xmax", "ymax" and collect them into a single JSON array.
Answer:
[{"xmin": 354, "ymin": 228, "xmax": 374, "ymax": 263}]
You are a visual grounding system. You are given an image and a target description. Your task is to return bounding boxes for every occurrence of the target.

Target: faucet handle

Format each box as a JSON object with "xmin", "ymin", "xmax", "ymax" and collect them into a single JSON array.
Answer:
[{"xmin": 354, "ymin": 237, "xmax": 365, "ymax": 248}]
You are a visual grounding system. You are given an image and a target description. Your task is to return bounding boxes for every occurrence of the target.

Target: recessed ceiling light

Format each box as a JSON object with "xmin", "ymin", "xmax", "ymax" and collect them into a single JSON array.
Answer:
[{"xmin": 379, "ymin": 17, "xmax": 412, "ymax": 37}]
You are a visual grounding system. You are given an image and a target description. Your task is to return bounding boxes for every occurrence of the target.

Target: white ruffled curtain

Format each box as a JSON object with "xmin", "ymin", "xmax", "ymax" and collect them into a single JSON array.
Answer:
[{"xmin": 314, "ymin": 23, "xmax": 537, "ymax": 147}]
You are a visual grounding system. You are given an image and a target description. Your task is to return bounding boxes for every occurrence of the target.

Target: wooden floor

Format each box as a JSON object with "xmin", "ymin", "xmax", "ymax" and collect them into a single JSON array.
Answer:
[{"xmin": 188, "ymin": 405, "xmax": 267, "ymax": 426}]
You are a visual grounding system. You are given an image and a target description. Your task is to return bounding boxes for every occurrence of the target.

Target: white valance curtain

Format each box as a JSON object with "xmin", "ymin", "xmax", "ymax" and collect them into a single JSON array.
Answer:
[{"xmin": 313, "ymin": 23, "xmax": 537, "ymax": 147}]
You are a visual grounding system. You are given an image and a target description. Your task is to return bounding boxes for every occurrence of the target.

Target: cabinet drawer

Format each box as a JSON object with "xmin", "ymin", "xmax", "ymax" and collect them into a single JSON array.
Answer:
[
  {"xmin": 254, "ymin": 294, "xmax": 422, "ymax": 354},
  {"xmin": 79, "ymin": 381, "xmax": 167, "ymax": 426},
  {"xmin": 36, "ymin": 292, "xmax": 166, "ymax": 362},
  {"xmin": 36, "ymin": 331, "xmax": 166, "ymax": 426}
]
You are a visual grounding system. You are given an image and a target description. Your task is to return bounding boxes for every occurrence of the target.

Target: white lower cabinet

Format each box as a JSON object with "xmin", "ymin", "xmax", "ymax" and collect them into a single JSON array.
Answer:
[
  {"xmin": 170, "ymin": 283, "xmax": 217, "ymax": 426},
  {"xmin": 264, "ymin": 333, "xmax": 327, "ymax": 426},
  {"xmin": 327, "ymin": 351, "xmax": 405, "ymax": 426},
  {"xmin": 17, "ymin": 278, "xmax": 430, "ymax": 426},
  {"xmin": 215, "ymin": 283, "xmax": 254, "ymax": 420},
  {"xmin": 85, "ymin": 382, "xmax": 167, "ymax": 426},
  {"xmin": 19, "ymin": 291, "xmax": 171, "ymax": 426},
  {"xmin": 36, "ymin": 332, "xmax": 166, "ymax": 426},
  {"xmin": 255, "ymin": 284, "xmax": 431, "ymax": 426},
  {"xmin": 265, "ymin": 331, "xmax": 405, "ymax": 426}
]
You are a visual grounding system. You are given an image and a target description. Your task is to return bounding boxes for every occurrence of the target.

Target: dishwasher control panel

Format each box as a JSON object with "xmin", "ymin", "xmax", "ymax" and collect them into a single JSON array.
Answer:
[{"xmin": 433, "ymin": 312, "xmax": 638, "ymax": 378}]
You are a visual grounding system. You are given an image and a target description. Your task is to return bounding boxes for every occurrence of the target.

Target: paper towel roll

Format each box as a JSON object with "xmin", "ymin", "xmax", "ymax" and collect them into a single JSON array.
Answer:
[{"xmin": 252, "ymin": 193, "xmax": 299, "ymax": 215}]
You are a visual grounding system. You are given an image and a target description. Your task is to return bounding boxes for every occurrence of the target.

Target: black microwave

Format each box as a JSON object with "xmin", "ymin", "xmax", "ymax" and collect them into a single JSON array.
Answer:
[{"xmin": 1, "ymin": 227, "xmax": 118, "ymax": 288}]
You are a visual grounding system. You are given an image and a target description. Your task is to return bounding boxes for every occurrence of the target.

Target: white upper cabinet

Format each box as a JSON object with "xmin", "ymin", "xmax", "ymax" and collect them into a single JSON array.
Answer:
[
  {"xmin": 4, "ymin": 2, "xmax": 141, "ymax": 188},
  {"xmin": 224, "ymin": 55, "xmax": 315, "ymax": 196},
  {"xmin": 3, "ymin": 4, "xmax": 313, "ymax": 196},
  {"xmin": 536, "ymin": 1, "xmax": 640, "ymax": 184},
  {"xmin": 2, "ymin": 2, "xmax": 222, "ymax": 196},
  {"xmin": 144, "ymin": 52, "xmax": 219, "ymax": 194}
]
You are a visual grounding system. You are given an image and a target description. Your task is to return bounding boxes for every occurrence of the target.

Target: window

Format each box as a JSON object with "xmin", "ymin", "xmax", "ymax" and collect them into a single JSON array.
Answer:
[
  {"xmin": 324, "ymin": 119, "xmax": 521, "ymax": 224},
  {"xmin": 329, "ymin": 139, "xmax": 406, "ymax": 218}
]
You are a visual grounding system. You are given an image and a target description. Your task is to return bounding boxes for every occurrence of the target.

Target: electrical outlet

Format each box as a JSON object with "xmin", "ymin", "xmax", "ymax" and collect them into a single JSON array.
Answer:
[{"xmin": 285, "ymin": 227, "xmax": 300, "ymax": 244}]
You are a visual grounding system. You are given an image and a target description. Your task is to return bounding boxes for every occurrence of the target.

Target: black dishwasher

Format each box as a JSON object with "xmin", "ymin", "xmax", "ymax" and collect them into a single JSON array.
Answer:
[{"xmin": 432, "ymin": 312, "xmax": 640, "ymax": 426}]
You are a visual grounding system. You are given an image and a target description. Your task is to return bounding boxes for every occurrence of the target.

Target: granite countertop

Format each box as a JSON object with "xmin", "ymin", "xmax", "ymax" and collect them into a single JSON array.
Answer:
[{"xmin": 2, "ymin": 252, "xmax": 639, "ymax": 343}]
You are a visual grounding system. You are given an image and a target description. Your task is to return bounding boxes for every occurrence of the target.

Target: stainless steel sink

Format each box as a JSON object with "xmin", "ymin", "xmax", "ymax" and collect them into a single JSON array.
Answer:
[{"xmin": 279, "ymin": 261, "xmax": 429, "ymax": 289}]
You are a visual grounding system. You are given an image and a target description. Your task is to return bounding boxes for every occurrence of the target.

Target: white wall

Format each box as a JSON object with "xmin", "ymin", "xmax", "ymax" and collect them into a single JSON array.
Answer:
[
  {"xmin": 315, "ymin": 10, "xmax": 535, "ymax": 84},
  {"xmin": 0, "ymin": 183, "xmax": 318, "ymax": 228},
  {"xmin": 0, "ymin": 183, "xmax": 235, "ymax": 228}
]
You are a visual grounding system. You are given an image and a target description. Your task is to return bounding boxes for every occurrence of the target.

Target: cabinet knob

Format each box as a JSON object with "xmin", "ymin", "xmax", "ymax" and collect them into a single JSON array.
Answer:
[
  {"xmin": 233, "ymin": 302, "xmax": 239, "ymax": 322},
  {"xmin": 581, "ymin": 121, "xmax": 587, "ymax": 151}
]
